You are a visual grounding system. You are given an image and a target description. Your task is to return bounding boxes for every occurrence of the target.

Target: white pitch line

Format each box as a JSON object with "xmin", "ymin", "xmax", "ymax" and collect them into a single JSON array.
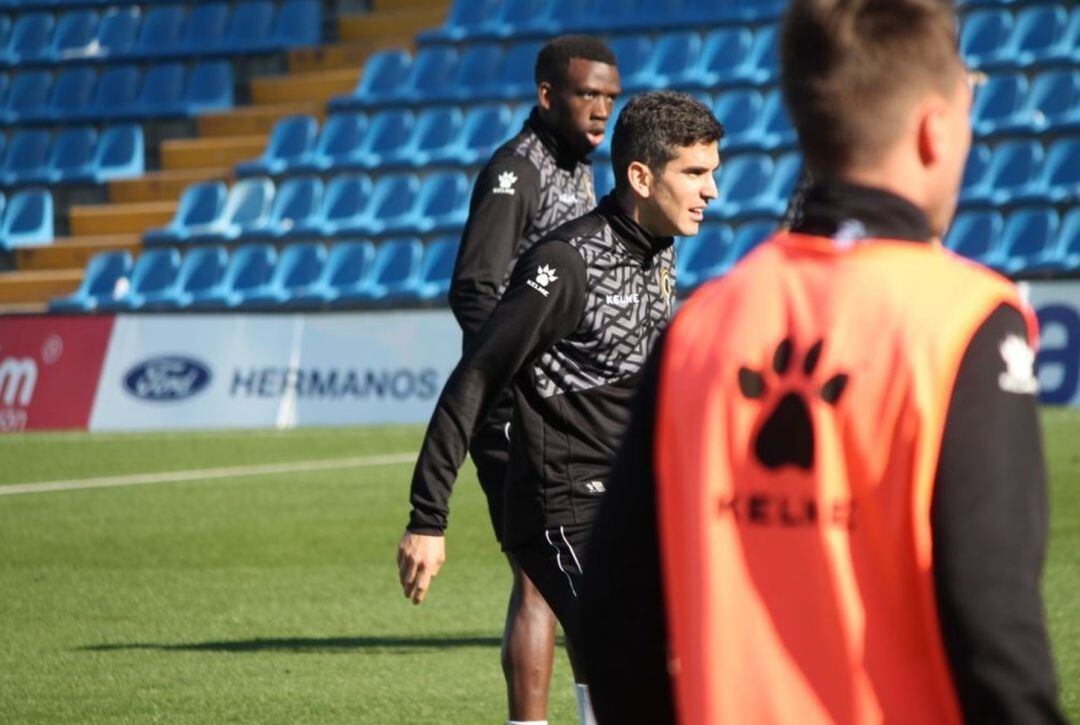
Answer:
[{"xmin": 0, "ymin": 453, "xmax": 417, "ymax": 497}]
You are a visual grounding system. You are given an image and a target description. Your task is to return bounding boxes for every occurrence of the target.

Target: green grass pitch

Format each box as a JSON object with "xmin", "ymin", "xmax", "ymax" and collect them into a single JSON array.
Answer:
[{"xmin": 1, "ymin": 409, "xmax": 1077, "ymax": 723}]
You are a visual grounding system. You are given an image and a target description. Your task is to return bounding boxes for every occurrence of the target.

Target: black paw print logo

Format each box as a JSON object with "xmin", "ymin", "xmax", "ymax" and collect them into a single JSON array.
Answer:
[{"xmin": 738, "ymin": 338, "xmax": 849, "ymax": 471}]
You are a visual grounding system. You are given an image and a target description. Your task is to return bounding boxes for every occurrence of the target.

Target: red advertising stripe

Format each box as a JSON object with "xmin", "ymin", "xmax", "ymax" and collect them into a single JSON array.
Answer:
[{"xmin": 0, "ymin": 314, "xmax": 115, "ymax": 432}]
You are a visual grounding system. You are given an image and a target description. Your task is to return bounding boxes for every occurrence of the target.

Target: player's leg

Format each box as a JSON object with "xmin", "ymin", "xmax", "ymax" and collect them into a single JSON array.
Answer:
[{"xmin": 471, "ymin": 422, "xmax": 558, "ymax": 722}]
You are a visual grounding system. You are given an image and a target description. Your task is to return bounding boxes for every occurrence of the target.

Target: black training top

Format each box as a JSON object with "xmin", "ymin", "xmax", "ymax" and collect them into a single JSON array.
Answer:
[
  {"xmin": 581, "ymin": 181, "xmax": 1066, "ymax": 725},
  {"xmin": 409, "ymin": 195, "xmax": 677, "ymax": 548}
]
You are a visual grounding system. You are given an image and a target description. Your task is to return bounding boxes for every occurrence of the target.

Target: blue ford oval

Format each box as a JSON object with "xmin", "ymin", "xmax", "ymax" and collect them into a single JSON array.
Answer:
[{"xmin": 123, "ymin": 357, "xmax": 212, "ymax": 402}]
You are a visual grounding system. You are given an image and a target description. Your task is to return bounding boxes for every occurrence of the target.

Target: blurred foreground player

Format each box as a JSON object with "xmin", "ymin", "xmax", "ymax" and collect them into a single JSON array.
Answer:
[
  {"xmin": 399, "ymin": 91, "xmax": 722, "ymax": 724},
  {"xmin": 582, "ymin": 1, "xmax": 1066, "ymax": 723},
  {"xmin": 445, "ymin": 35, "xmax": 619, "ymax": 725}
]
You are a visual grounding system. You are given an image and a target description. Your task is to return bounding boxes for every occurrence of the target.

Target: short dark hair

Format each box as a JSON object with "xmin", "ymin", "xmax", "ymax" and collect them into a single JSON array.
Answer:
[
  {"xmin": 780, "ymin": 0, "xmax": 963, "ymax": 175},
  {"xmin": 535, "ymin": 35, "xmax": 617, "ymax": 87},
  {"xmin": 611, "ymin": 91, "xmax": 724, "ymax": 194}
]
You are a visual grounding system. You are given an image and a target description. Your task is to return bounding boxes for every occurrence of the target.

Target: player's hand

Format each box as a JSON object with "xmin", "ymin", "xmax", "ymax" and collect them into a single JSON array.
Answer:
[{"xmin": 397, "ymin": 532, "xmax": 446, "ymax": 605}]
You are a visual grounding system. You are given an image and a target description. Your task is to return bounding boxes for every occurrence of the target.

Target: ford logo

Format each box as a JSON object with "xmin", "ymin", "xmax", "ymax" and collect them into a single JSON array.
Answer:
[{"xmin": 123, "ymin": 356, "xmax": 211, "ymax": 402}]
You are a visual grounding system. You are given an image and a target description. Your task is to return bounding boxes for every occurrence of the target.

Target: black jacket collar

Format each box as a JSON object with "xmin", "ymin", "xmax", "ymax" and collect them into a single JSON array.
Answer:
[
  {"xmin": 598, "ymin": 194, "xmax": 674, "ymax": 267},
  {"xmin": 525, "ymin": 107, "xmax": 591, "ymax": 170},
  {"xmin": 791, "ymin": 180, "xmax": 933, "ymax": 243}
]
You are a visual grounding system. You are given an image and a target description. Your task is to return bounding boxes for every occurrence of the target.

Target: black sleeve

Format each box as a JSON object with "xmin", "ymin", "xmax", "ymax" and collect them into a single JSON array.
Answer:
[
  {"xmin": 932, "ymin": 303, "xmax": 1066, "ymax": 724},
  {"xmin": 449, "ymin": 155, "xmax": 540, "ymax": 345},
  {"xmin": 581, "ymin": 332, "xmax": 677, "ymax": 725},
  {"xmin": 407, "ymin": 240, "xmax": 588, "ymax": 535}
]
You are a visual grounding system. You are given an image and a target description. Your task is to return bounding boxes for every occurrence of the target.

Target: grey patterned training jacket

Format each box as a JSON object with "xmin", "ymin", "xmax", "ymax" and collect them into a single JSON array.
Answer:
[{"xmin": 408, "ymin": 195, "xmax": 677, "ymax": 549}]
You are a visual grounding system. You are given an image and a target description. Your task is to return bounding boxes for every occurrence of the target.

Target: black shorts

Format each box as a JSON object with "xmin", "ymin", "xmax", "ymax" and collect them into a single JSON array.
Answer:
[
  {"xmin": 469, "ymin": 416, "xmax": 511, "ymax": 543},
  {"xmin": 510, "ymin": 523, "xmax": 591, "ymax": 652}
]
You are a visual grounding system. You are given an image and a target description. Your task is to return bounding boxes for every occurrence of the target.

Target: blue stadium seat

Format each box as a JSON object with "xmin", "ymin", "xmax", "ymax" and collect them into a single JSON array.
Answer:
[
  {"xmin": 999, "ymin": 206, "xmax": 1060, "ymax": 275},
  {"xmin": 743, "ymin": 26, "xmax": 780, "ymax": 86},
  {"xmin": 44, "ymin": 125, "xmax": 96, "ymax": 183},
  {"xmin": 636, "ymin": 31, "xmax": 702, "ymax": 91},
  {"xmin": 330, "ymin": 236, "xmax": 423, "ymax": 307},
  {"xmin": 1017, "ymin": 137, "xmax": 1080, "ymax": 205},
  {"xmin": 958, "ymin": 143, "xmax": 993, "ymax": 203},
  {"xmin": 181, "ymin": 61, "xmax": 233, "ymax": 116},
  {"xmin": 412, "ymin": 236, "xmax": 460, "ymax": 302},
  {"xmin": 2, "ymin": 12, "xmax": 53, "ymax": 66},
  {"xmin": 329, "ymin": 49, "xmax": 412, "ymax": 110},
  {"xmin": 439, "ymin": 43, "xmax": 503, "ymax": 103},
  {"xmin": 49, "ymin": 250, "xmax": 132, "ymax": 313},
  {"xmin": 708, "ymin": 153, "xmax": 772, "ymax": 221},
  {"xmin": 271, "ymin": 0, "xmax": 322, "ymax": 51},
  {"xmin": 1023, "ymin": 70, "xmax": 1080, "ymax": 134},
  {"xmin": 97, "ymin": 248, "xmax": 181, "ymax": 311},
  {"xmin": 678, "ymin": 224, "xmax": 733, "ymax": 289},
  {"xmin": 687, "ymin": 27, "xmax": 754, "ymax": 89},
  {"xmin": 180, "ymin": 2, "xmax": 229, "ymax": 56},
  {"xmin": 0, "ymin": 16, "xmax": 9, "ymax": 53},
  {"xmin": 188, "ymin": 177, "xmax": 275, "ymax": 243},
  {"xmin": 398, "ymin": 46, "xmax": 459, "ymax": 105},
  {"xmin": 342, "ymin": 108, "xmax": 415, "ymax": 170},
  {"xmin": 289, "ymin": 239, "xmax": 375, "ymax": 308},
  {"xmin": 945, "ymin": 209, "xmax": 1004, "ymax": 266},
  {"xmin": 0, "ymin": 188, "xmax": 52, "ymax": 249},
  {"xmin": 292, "ymin": 112, "xmax": 367, "ymax": 173},
  {"xmin": 384, "ymin": 106, "xmax": 464, "ymax": 169},
  {"xmin": 223, "ymin": 0, "xmax": 275, "ymax": 54},
  {"xmin": 50, "ymin": 9, "xmax": 98, "ymax": 62},
  {"xmin": 1002, "ymin": 4, "xmax": 1074, "ymax": 69},
  {"xmin": 1, "ymin": 129, "xmax": 51, "ymax": 186},
  {"xmin": 472, "ymin": 0, "xmax": 548, "ymax": 40},
  {"xmin": 961, "ymin": 140, "xmax": 1042, "ymax": 207},
  {"xmin": 758, "ymin": 89, "xmax": 798, "ymax": 151},
  {"xmin": 364, "ymin": 173, "xmax": 422, "ymax": 237},
  {"xmin": 93, "ymin": 123, "xmax": 144, "ymax": 182},
  {"xmin": 304, "ymin": 173, "xmax": 374, "ymax": 238},
  {"xmin": 145, "ymin": 181, "xmax": 228, "ymax": 246},
  {"xmin": 609, "ymin": 35, "xmax": 654, "ymax": 93},
  {"xmin": 418, "ymin": 0, "xmax": 500, "ymax": 44},
  {"xmin": 236, "ymin": 115, "xmax": 319, "ymax": 177},
  {"xmin": 244, "ymin": 176, "xmax": 323, "ymax": 241},
  {"xmin": 189, "ymin": 243, "xmax": 277, "ymax": 309},
  {"xmin": 94, "ymin": 6, "xmax": 139, "ymax": 59},
  {"xmin": 688, "ymin": 0, "xmax": 785, "ymax": 24},
  {"xmin": 36, "ymin": 66, "xmax": 96, "ymax": 123},
  {"xmin": 87, "ymin": 64, "xmax": 139, "ymax": 121},
  {"xmin": 428, "ymin": 104, "xmax": 511, "ymax": 166},
  {"xmin": 594, "ymin": 163, "xmax": 615, "ymax": 198},
  {"xmin": 961, "ymin": 10, "xmax": 1013, "ymax": 69},
  {"xmin": 1055, "ymin": 207, "xmax": 1080, "ymax": 272},
  {"xmin": 129, "ymin": 5, "xmax": 185, "ymax": 60},
  {"xmin": 141, "ymin": 245, "xmax": 228, "ymax": 311},
  {"xmin": 237, "ymin": 241, "xmax": 327, "ymax": 308},
  {"xmin": 1, "ymin": 70, "xmax": 51, "ymax": 125},
  {"xmin": 972, "ymin": 73, "xmax": 1029, "ymax": 137},
  {"xmin": 0, "ymin": 74, "xmax": 9, "ymax": 112},
  {"xmin": 134, "ymin": 62, "xmax": 184, "ymax": 118},
  {"xmin": 491, "ymin": 41, "xmax": 543, "ymax": 100},
  {"xmin": 712, "ymin": 89, "xmax": 765, "ymax": 153},
  {"xmin": 730, "ymin": 220, "xmax": 776, "ymax": 265},
  {"xmin": 384, "ymin": 170, "xmax": 469, "ymax": 236}
]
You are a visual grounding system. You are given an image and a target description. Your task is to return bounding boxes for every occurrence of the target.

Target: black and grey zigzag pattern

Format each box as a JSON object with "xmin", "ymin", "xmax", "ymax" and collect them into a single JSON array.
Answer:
[
  {"xmin": 497, "ymin": 131, "xmax": 595, "ymax": 292},
  {"xmin": 534, "ymin": 228, "xmax": 676, "ymax": 398}
]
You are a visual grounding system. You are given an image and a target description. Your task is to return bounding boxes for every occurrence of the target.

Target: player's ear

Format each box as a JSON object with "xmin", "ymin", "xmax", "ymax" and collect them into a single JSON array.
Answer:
[
  {"xmin": 916, "ymin": 95, "xmax": 948, "ymax": 170},
  {"xmin": 627, "ymin": 160, "xmax": 653, "ymax": 199},
  {"xmin": 537, "ymin": 81, "xmax": 554, "ymax": 112}
]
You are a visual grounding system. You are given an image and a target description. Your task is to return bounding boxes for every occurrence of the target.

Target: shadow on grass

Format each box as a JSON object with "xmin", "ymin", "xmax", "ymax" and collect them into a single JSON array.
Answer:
[{"xmin": 79, "ymin": 635, "xmax": 502, "ymax": 654}]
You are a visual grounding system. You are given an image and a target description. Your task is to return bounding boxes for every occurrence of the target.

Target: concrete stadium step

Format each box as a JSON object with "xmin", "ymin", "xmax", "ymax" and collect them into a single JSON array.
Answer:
[
  {"xmin": 338, "ymin": 7, "xmax": 447, "ymax": 42},
  {"xmin": 14, "ymin": 235, "xmax": 141, "ymax": 272},
  {"xmin": 249, "ymin": 68, "xmax": 360, "ymax": 105},
  {"xmin": 69, "ymin": 201, "xmax": 176, "ymax": 237},
  {"xmin": 198, "ymin": 103, "xmax": 324, "ymax": 138},
  {"xmin": 287, "ymin": 41, "xmax": 410, "ymax": 74},
  {"xmin": 160, "ymin": 135, "xmax": 268, "ymax": 171},
  {"xmin": 109, "ymin": 168, "xmax": 232, "ymax": 204},
  {"xmin": 0, "ymin": 268, "xmax": 82, "ymax": 305}
]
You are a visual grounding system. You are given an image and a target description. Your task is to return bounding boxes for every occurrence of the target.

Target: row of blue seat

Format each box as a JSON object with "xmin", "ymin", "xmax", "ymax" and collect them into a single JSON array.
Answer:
[
  {"xmin": 0, "ymin": 1, "xmax": 320, "ymax": 67},
  {"xmin": 0, "ymin": 60, "xmax": 232, "ymax": 124},
  {"xmin": 332, "ymin": 30, "xmax": 783, "ymax": 110},
  {"xmin": 961, "ymin": 6, "xmax": 1080, "ymax": 71},
  {"xmin": 3, "ymin": 0, "xmax": 211, "ymax": 10},
  {"xmin": 961, "ymin": 137, "xmax": 1080, "ymax": 208},
  {"xmin": 0, "ymin": 123, "xmax": 142, "ymax": 185},
  {"xmin": 52, "ymin": 237, "xmax": 460, "ymax": 312},
  {"xmin": 972, "ymin": 70, "xmax": 1080, "ymax": 136},
  {"xmin": 676, "ymin": 220, "xmax": 776, "ymax": 290},
  {"xmin": 946, "ymin": 206, "xmax": 1080, "ymax": 275},
  {"xmin": 420, "ymin": 0, "xmax": 1055, "ymax": 44},
  {"xmin": 0, "ymin": 187, "xmax": 51, "ymax": 249}
]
